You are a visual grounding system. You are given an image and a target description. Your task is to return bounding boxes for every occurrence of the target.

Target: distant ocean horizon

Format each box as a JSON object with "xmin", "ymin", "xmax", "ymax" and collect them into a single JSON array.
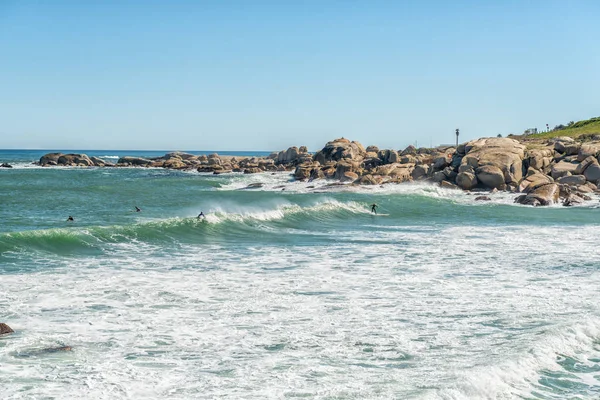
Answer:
[{"xmin": 0, "ymin": 148, "xmax": 274, "ymax": 164}]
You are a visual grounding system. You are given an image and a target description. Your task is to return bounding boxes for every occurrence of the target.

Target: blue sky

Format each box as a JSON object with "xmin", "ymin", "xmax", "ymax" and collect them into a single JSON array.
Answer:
[{"xmin": 0, "ymin": 0, "xmax": 598, "ymax": 151}]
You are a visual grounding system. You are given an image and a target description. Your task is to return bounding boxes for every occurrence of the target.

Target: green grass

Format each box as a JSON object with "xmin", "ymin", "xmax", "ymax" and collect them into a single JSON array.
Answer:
[{"xmin": 525, "ymin": 117, "xmax": 600, "ymax": 140}]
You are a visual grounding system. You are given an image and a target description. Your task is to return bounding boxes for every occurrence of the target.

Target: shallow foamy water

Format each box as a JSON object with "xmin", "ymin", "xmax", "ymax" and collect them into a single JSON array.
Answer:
[{"xmin": 2, "ymin": 224, "xmax": 600, "ymax": 399}]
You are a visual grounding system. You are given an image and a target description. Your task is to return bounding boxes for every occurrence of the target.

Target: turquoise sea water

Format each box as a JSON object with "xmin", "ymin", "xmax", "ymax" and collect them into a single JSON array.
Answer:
[{"xmin": 1, "ymin": 149, "xmax": 600, "ymax": 399}]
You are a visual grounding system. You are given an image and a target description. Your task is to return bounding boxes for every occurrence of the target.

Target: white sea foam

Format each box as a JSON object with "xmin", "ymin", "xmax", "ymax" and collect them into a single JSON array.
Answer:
[
  {"xmin": 199, "ymin": 198, "xmax": 369, "ymax": 224},
  {"xmin": 2, "ymin": 223, "xmax": 600, "ymax": 398}
]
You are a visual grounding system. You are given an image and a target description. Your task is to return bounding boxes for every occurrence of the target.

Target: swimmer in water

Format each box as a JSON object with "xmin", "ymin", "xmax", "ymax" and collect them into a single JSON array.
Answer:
[
  {"xmin": 135, "ymin": 206, "xmax": 141, "ymax": 212},
  {"xmin": 67, "ymin": 216, "xmax": 74, "ymax": 222}
]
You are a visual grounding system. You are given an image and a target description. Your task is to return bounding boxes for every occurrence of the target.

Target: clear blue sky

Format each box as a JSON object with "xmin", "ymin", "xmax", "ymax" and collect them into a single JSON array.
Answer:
[{"xmin": 1, "ymin": 0, "xmax": 599, "ymax": 151}]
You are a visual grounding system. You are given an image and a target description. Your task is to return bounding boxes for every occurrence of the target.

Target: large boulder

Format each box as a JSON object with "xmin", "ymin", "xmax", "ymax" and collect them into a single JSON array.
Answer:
[
  {"xmin": 431, "ymin": 170, "xmax": 446, "ymax": 183},
  {"xmin": 90, "ymin": 156, "xmax": 113, "ymax": 167},
  {"xmin": 401, "ymin": 145, "xmax": 417, "ymax": 156},
  {"xmin": 432, "ymin": 156, "xmax": 449, "ymax": 171},
  {"xmin": 258, "ymin": 159, "xmax": 276, "ymax": 170},
  {"xmin": 518, "ymin": 172, "xmax": 554, "ymax": 193},
  {"xmin": 554, "ymin": 141, "xmax": 579, "ymax": 155},
  {"xmin": 574, "ymin": 156, "xmax": 597, "ymax": 175},
  {"xmin": 378, "ymin": 149, "xmax": 399, "ymax": 164},
  {"xmin": 551, "ymin": 160, "xmax": 578, "ymax": 179},
  {"xmin": 584, "ymin": 163, "xmax": 600, "ymax": 182},
  {"xmin": 475, "ymin": 165, "xmax": 506, "ymax": 190},
  {"xmin": 354, "ymin": 174, "xmax": 384, "ymax": 185},
  {"xmin": 0, "ymin": 322, "xmax": 14, "ymax": 335},
  {"xmin": 340, "ymin": 171, "xmax": 359, "ymax": 182},
  {"xmin": 207, "ymin": 154, "xmax": 221, "ymax": 166},
  {"xmin": 462, "ymin": 137, "xmax": 526, "ymax": 189},
  {"xmin": 526, "ymin": 148, "xmax": 553, "ymax": 173},
  {"xmin": 117, "ymin": 156, "xmax": 152, "ymax": 166},
  {"xmin": 563, "ymin": 193, "xmax": 587, "ymax": 206},
  {"xmin": 314, "ymin": 138, "xmax": 366, "ymax": 164},
  {"xmin": 293, "ymin": 162, "xmax": 314, "ymax": 180},
  {"xmin": 162, "ymin": 158, "xmax": 187, "ymax": 169},
  {"xmin": 514, "ymin": 183, "xmax": 560, "ymax": 206},
  {"xmin": 57, "ymin": 153, "xmax": 94, "ymax": 166},
  {"xmin": 440, "ymin": 181, "xmax": 460, "ymax": 190},
  {"xmin": 164, "ymin": 152, "xmax": 196, "ymax": 160},
  {"xmin": 577, "ymin": 144, "xmax": 600, "ymax": 162},
  {"xmin": 411, "ymin": 165, "xmax": 429, "ymax": 180},
  {"xmin": 557, "ymin": 175, "xmax": 587, "ymax": 186},
  {"xmin": 277, "ymin": 146, "xmax": 300, "ymax": 164},
  {"xmin": 39, "ymin": 152, "xmax": 64, "ymax": 166},
  {"xmin": 388, "ymin": 165, "xmax": 414, "ymax": 181},
  {"xmin": 334, "ymin": 159, "xmax": 362, "ymax": 180},
  {"xmin": 456, "ymin": 171, "xmax": 478, "ymax": 190}
]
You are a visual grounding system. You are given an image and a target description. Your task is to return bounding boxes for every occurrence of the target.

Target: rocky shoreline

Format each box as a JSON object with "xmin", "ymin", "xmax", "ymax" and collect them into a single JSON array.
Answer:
[{"xmin": 36, "ymin": 136, "xmax": 600, "ymax": 207}]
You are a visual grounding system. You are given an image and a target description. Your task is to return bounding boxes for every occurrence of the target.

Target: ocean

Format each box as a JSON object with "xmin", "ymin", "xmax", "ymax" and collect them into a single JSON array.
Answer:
[{"xmin": 1, "ymin": 149, "xmax": 599, "ymax": 399}]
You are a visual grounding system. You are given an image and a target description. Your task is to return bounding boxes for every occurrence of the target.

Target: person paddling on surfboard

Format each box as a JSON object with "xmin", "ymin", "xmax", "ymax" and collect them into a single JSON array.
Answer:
[
  {"xmin": 134, "ymin": 206, "xmax": 141, "ymax": 212},
  {"xmin": 370, "ymin": 203, "xmax": 378, "ymax": 214},
  {"xmin": 67, "ymin": 216, "xmax": 74, "ymax": 222}
]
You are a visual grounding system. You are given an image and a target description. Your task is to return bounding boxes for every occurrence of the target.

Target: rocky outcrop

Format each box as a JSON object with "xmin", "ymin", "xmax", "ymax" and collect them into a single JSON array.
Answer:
[
  {"xmin": 90, "ymin": 156, "xmax": 113, "ymax": 167},
  {"xmin": 117, "ymin": 156, "xmax": 153, "ymax": 166},
  {"xmin": 518, "ymin": 171, "xmax": 554, "ymax": 193},
  {"xmin": 340, "ymin": 171, "xmax": 359, "ymax": 182},
  {"xmin": 334, "ymin": 159, "xmax": 362, "ymax": 180},
  {"xmin": 32, "ymin": 134, "xmax": 600, "ymax": 207},
  {"xmin": 293, "ymin": 162, "xmax": 320, "ymax": 181},
  {"xmin": 39, "ymin": 152, "xmax": 63, "ymax": 166},
  {"xmin": 551, "ymin": 160, "xmax": 578, "ymax": 179},
  {"xmin": 378, "ymin": 149, "xmax": 399, "ymax": 164},
  {"xmin": 577, "ymin": 143, "xmax": 600, "ymax": 162},
  {"xmin": 273, "ymin": 146, "xmax": 311, "ymax": 167},
  {"xmin": 461, "ymin": 137, "xmax": 526, "ymax": 189},
  {"xmin": 515, "ymin": 183, "xmax": 560, "ymax": 206},
  {"xmin": 557, "ymin": 175, "xmax": 586, "ymax": 186},
  {"xmin": 526, "ymin": 148, "xmax": 553, "ymax": 173},
  {"xmin": 354, "ymin": 174, "xmax": 383, "ymax": 185},
  {"xmin": 39, "ymin": 152, "xmax": 108, "ymax": 167},
  {"xmin": 0, "ymin": 322, "xmax": 14, "ymax": 335},
  {"xmin": 456, "ymin": 170, "xmax": 478, "ymax": 190},
  {"xmin": 314, "ymin": 138, "xmax": 366, "ymax": 164}
]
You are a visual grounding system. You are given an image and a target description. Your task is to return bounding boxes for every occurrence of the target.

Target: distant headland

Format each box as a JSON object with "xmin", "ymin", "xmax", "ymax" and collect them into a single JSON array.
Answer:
[{"xmin": 32, "ymin": 116, "xmax": 600, "ymax": 207}]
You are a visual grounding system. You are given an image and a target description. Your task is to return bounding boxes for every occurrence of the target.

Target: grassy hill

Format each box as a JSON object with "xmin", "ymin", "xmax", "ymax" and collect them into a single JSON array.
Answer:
[{"xmin": 524, "ymin": 117, "xmax": 600, "ymax": 140}]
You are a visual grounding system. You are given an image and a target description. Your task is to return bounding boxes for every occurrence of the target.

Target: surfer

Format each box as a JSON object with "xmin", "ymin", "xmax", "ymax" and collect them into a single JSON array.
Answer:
[
  {"xmin": 67, "ymin": 216, "xmax": 74, "ymax": 222},
  {"xmin": 197, "ymin": 211, "xmax": 205, "ymax": 219},
  {"xmin": 370, "ymin": 203, "xmax": 378, "ymax": 214},
  {"xmin": 134, "ymin": 206, "xmax": 141, "ymax": 212}
]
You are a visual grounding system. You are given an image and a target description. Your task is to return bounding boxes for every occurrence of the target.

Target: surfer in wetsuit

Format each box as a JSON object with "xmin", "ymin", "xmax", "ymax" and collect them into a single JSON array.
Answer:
[
  {"xmin": 370, "ymin": 203, "xmax": 378, "ymax": 214},
  {"xmin": 197, "ymin": 211, "xmax": 205, "ymax": 219},
  {"xmin": 67, "ymin": 216, "xmax": 74, "ymax": 222},
  {"xmin": 134, "ymin": 206, "xmax": 141, "ymax": 212}
]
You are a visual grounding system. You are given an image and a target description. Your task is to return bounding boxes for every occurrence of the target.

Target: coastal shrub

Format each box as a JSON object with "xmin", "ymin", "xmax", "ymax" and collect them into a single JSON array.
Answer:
[{"xmin": 571, "ymin": 117, "xmax": 600, "ymax": 129}]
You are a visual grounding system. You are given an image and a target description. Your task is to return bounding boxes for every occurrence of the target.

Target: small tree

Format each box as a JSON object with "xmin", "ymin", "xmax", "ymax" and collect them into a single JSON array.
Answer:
[{"xmin": 496, "ymin": 134, "xmax": 502, "ymax": 138}]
